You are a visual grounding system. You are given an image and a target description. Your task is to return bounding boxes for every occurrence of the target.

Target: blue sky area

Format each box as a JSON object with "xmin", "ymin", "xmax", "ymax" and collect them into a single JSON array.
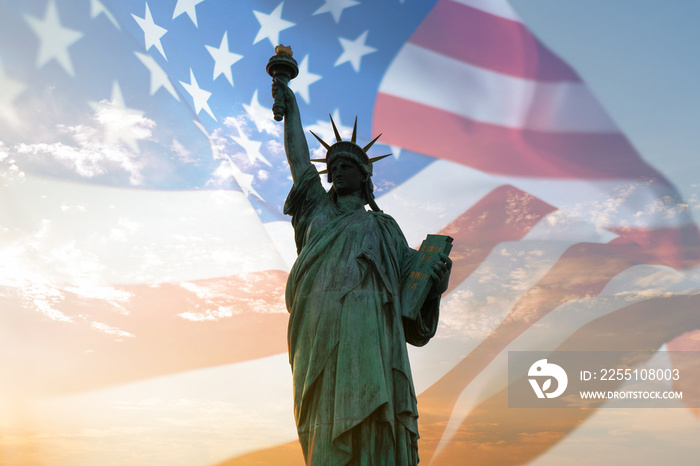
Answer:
[{"xmin": 512, "ymin": 0, "xmax": 700, "ymax": 219}]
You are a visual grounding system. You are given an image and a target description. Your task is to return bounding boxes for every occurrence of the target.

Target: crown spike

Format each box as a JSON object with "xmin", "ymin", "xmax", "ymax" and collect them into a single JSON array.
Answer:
[
  {"xmin": 329, "ymin": 114, "xmax": 342, "ymax": 142},
  {"xmin": 351, "ymin": 117, "xmax": 358, "ymax": 144},
  {"xmin": 363, "ymin": 133, "xmax": 382, "ymax": 152},
  {"xmin": 309, "ymin": 130, "xmax": 331, "ymax": 150},
  {"xmin": 369, "ymin": 154, "xmax": 392, "ymax": 164}
]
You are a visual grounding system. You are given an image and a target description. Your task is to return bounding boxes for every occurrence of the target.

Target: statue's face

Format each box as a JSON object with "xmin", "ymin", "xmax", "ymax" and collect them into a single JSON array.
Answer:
[{"xmin": 330, "ymin": 157, "xmax": 364, "ymax": 196}]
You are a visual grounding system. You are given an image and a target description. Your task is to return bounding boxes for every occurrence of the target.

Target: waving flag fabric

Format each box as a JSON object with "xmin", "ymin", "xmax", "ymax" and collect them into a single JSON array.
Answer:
[{"xmin": 1, "ymin": 0, "xmax": 699, "ymax": 465}]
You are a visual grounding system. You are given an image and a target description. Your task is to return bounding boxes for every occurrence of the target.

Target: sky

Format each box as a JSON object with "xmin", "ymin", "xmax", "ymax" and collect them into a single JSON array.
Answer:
[
  {"xmin": 500, "ymin": 4, "xmax": 700, "ymax": 464},
  {"xmin": 511, "ymin": 0, "xmax": 700, "ymax": 213},
  {"xmin": 2, "ymin": 1, "xmax": 700, "ymax": 465}
]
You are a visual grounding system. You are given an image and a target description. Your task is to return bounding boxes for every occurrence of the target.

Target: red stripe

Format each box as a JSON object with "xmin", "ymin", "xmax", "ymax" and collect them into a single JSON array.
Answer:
[
  {"xmin": 2, "ymin": 270, "xmax": 289, "ymax": 395},
  {"xmin": 439, "ymin": 184, "xmax": 557, "ymax": 293},
  {"xmin": 609, "ymin": 223, "xmax": 700, "ymax": 269},
  {"xmin": 373, "ymin": 93, "xmax": 660, "ymax": 180},
  {"xmin": 410, "ymin": 0, "xmax": 579, "ymax": 81}
]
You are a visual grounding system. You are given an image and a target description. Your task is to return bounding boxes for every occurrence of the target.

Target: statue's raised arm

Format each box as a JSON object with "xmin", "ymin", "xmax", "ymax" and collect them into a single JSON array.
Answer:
[
  {"xmin": 271, "ymin": 78, "xmax": 312, "ymax": 184},
  {"xmin": 266, "ymin": 44, "xmax": 310, "ymax": 184}
]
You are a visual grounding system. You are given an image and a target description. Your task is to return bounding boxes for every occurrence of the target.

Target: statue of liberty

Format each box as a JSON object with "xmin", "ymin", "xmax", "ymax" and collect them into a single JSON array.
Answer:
[{"xmin": 272, "ymin": 58, "xmax": 451, "ymax": 465}]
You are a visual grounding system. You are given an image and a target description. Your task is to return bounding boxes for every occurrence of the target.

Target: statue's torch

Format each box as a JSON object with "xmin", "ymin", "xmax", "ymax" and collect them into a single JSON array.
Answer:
[{"xmin": 266, "ymin": 45, "xmax": 299, "ymax": 121}]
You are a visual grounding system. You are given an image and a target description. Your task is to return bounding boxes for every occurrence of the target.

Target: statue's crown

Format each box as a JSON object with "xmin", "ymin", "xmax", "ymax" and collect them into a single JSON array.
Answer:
[{"xmin": 309, "ymin": 115, "xmax": 390, "ymax": 181}]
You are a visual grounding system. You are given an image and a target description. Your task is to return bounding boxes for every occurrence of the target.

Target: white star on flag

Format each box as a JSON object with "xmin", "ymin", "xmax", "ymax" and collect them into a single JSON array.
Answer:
[
  {"xmin": 243, "ymin": 90, "xmax": 280, "ymax": 136},
  {"xmin": 24, "ymin": 0, "xmax": 83, "ymax": 76},
  {"xmin": 194, "ymin": 119, "xmax": 263, "ymax": 203},
  {"xmin": 224, "ymin": 156, "xmax": 264, "ymax": 200},
  {"xmin": 180, "ymin": 68, "xmax": 216, "ymax": 121},
  {"xmin": 134, "ymin": 52, "xmax": 179, "ymax": 100},
  {"xmin": 335, "ymin": 30, "xmax": 377, "ymax": 73},
  {"xmin": 313, "ymin": 0, "xmax": 360, "ymax": 24},
  {"xmin": 230, "ymin": 120, "xmax": 272, "ymax": 167},
  {"xmin": 253, "ymin": 2, "xmax": 295, "ymax": 48},
  {"xmin": 293, "ymin": 55, "xmax": 322, "ymax": 105},
  {"xmin": 88, "ymin": 81, "xmax": 147, "ymax": 153},
  {"xmin": 90, "ymin": 0, "xmax": 120, "ymax": 29},
  {"xmin": 206, "ymin": 31, "xmax": 243, "ymax": 86},
  {"xmin": 172, "ymin": 0, "xmax": 205, "ymax": 27},
  {"xmin": 132, "ymin": 3, "xmax": 168, "ymax": 60}
]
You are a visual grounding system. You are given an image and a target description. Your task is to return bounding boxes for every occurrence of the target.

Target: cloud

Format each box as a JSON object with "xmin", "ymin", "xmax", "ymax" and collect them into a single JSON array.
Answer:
[
  {"xmin": 89, "ymin": 101, "xmax": 155, "ymax": 151},
  {"xmin": 205, "ymin": 160, "xmax": 236, "ymax": 188},
  {"xmin": 179, "ymin": 307, "xmax": 233, "ymax": 321},
  {"xmin": 223, "ymin": 114, "xmax": 248, "ymax": 131},
  {"xmin": 90, "ymin": 322, "xmax": 135, "ymax": 338},
  {"xmin": 548, "ymin": 178, "xmax": 694, "ymax": 232},
  {"xmin": 176, "ymin": 274, "xmax": 286, "ymax": 321},
  {"xmin": 0, "ymin": 215, "xmax": 133, "ymax": 325},
  {"xmin": 257, "ymin": 169, "xmax": 270, "ymax": 181},
  {"xmin": 518, "ymin": 431, "xmax": 567, "ymax": 444},
  {"xmin": 10, "ymin": 106, "xmax": 157, "ymax": 185},
  {"xmin": 504, "ymin": 189, "xmax": 542, "ymax": 225},
  {"xmin": 106, "ymin": 217, "xmax": 141, "ymax": 243},
  {"xmin": 642, "ymin": 194, "xmax": 689, "ymax": 220},
  {"xmin": 169, "ymin": 139, "xmax": 195, "ymax": 164},
  {"xmin": 600, "ymin": 264, "xmax": 700, "ymax": 302},
  {"xmin": 264, "ymin": 138, "xmax": 284, "ymax": 156},
  {"xmin": 0, "ymin": 141, "xmax": 26, "ymax": 184}
]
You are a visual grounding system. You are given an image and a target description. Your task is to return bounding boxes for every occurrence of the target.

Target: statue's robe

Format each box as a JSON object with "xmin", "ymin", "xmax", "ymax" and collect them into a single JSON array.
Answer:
[{"xmin": 284, "ymin": 166, "xmax": 440, "ymax": 465}]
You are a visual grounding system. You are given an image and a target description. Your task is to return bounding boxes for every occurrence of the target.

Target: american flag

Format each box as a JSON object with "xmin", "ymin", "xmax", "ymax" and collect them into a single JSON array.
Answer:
[{"xmin": 1, "ymin": 0, "xmax": 699, "ymax": 464}]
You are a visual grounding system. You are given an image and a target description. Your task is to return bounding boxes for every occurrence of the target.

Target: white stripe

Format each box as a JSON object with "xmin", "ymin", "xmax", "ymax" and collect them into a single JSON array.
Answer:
[
  {"xmin": 379, "ymin": 43, "xmax": 617, "ymax": 133},
  {"xmin": 451, "ymin": 0, "xmax": 521, "ymax": 22},
  {"xmin": 523, "ymin": 210, "xmax": 619, "ymax": 243},
  {"xmin": 0, "ymin": 174, "xmax": 288, "ymax": 287},
  {"xmin": 505, "ymin": 177, "xmax": 696, "ymax": 231}
]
